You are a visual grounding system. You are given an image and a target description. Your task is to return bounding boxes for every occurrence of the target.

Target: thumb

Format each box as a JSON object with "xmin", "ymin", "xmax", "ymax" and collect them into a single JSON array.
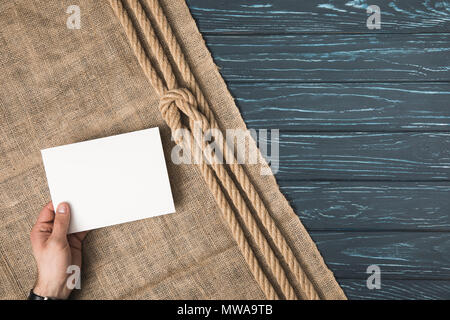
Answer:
[{"xmin": 52, "ymin": 202, "xmax": 71, "ymax": 240}]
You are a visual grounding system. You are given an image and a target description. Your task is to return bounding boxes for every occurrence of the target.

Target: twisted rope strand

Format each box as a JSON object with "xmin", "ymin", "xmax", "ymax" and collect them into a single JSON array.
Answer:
[
  {"xmin": 142, "ymin": 0, "xmax": 320, "ymax": 300},
  {"xmin": 128, "ymin": 0, "xmax": 177, "ymax": 90},
  {"xmin": 110, "ymin": 0, "xmax": 166, "ymax": 96},
  {"xmin": 109, "ymin": 0, "xmax": 279, "ymax": 300}
]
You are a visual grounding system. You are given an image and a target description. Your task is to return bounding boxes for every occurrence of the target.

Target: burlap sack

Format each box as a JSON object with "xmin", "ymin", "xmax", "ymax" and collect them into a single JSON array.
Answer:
[{"xmin": 0, "ymin": 0, "xmax": 345, "ymax": 299}]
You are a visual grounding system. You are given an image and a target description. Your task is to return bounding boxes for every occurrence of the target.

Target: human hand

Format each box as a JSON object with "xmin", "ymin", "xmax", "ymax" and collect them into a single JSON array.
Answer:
[{"xmin": 30, "ymin": 202, "xmax": 87, "ymax": 299}]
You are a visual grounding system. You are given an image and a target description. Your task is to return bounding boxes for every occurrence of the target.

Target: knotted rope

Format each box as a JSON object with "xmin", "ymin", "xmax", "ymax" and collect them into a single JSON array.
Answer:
[{"xmin": 109, "ymin": 0, "xmax": 320, "ymax": 300}]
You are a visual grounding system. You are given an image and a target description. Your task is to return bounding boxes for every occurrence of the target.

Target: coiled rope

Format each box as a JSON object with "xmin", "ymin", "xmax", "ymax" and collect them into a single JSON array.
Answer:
[{"xmin": 109, "ymin": 0, "xmax": 320, "ymax": 300}]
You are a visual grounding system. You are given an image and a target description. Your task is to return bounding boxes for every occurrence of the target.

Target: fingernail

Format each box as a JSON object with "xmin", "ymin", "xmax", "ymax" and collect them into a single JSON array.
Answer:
[{"xmin": 57, "ymin": 203, "xmax": 68, "ymax": 214}]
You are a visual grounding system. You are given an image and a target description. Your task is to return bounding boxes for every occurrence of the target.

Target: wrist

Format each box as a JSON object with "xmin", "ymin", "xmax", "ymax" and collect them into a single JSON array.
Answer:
[{"xmin": 34, "ymin": 280, "xmax": 70, "ymax": 300}]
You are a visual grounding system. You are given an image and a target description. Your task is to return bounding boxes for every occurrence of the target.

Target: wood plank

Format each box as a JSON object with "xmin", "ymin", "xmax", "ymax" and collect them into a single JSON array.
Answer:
[
  {"xmin": 204, "ymin": 34, "xmax": 450, "ymax": 82},
  {"xmin": 187, "ymin": 0, "xmax": 450, "ymax": 34},
  {"xmin": 339, "ymin": 279, "xmax": 450, "ymax": 300},
  {"xmin": 263, "ymin": 132, "xmax": 450, "ymax": 180},
  {"xmin": 185, "ymin": 1, "xmax": 450, "ymax": 300},
  {"xmin": 229, "ymin": 82, "xmax": 450, "ymax": 131},
  {"xmin": 279, "ymin": 181, "xmax": 450, "ymax": 231},
  {"xmin": 309, "ymin": 231, "xmax": 450, "ymax": 279}
]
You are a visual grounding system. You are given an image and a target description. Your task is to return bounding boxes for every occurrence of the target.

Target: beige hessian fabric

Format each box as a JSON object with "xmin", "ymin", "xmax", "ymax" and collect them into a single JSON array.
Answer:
[{"xmin": 0, "ymin": 0, "xmax": 346, "ymax": 299}]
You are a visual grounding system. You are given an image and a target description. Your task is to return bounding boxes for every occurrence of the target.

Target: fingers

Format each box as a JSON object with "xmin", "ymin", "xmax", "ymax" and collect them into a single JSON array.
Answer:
[
  {"xmin": 31, "ymin": 202, "xmax": 55, "ymax": 249},
  {"xmin": 68, "ymin": 231, "xmax": 88, "ymax": 246},
  {"xmin": 35, "ymin": 202, "xmax": 55, "ymax": 224},
  {"xmin": 51, "ymin": 202, "xmax": 71, "ymax": 241},
  {"xmin": 74, "ymin": 231, "xmax": 89, "ymax": 242}
]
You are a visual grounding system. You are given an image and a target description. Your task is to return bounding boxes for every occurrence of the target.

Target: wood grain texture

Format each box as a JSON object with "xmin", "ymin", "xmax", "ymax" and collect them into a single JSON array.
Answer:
[
  {"xmin": 267, "ymin": 132, "xmax": 450, "ymax": 180},
  {"xmin": 184, "ymin": 0, "xmax": 450, "ymax": 299},
  {"xmin": 229, "ymin": 82, "xmax": 450, "ymax": 131},
  {"xmin": 204, "ymin": 34, "xmax": 450, "ymax": 82},
  {"xmin": 310, "ymin": 231, "xmax": 450, "ymax": 279},
  {"xmin": 187, "ymin": 0, "xmax": 450, "ymax": 34},
  {"xmin": 279, "ymin": 181, "xmax": 450, "ymax": 231},
  {"xmin": 339, "ymin": 279, "xmax": 450, "ymax": 300}
]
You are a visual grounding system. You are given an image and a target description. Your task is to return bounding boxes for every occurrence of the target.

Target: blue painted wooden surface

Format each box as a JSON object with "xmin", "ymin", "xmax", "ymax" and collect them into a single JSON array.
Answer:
[{"xmin": 186, "ymin": 0, "xmax": 450, "ymax": 299}]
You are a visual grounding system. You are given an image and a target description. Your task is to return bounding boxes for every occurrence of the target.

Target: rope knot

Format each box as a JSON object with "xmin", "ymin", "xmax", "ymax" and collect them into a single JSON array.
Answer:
[{"xmin": 159, "ymin": 88, "xmax": 210, "ymax": 142}]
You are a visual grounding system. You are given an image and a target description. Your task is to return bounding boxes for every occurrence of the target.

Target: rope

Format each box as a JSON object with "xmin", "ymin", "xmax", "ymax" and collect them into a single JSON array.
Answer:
[
  {"xmin": 109, "ymin": 0, "xmax": 278, "ymax": 300},
  {"xmin": 109, "ymin": 0, "xmax": 320, "ymax": 300},
  {"xmin": 143, "ymin": 0, "xmax": 320, "ymax": 300}
]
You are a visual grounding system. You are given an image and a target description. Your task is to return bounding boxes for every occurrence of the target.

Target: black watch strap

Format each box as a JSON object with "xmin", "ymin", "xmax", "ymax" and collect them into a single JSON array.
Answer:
[{"xmin": 27, "ymin": 289, "xmax": 58, "ymax": 300}]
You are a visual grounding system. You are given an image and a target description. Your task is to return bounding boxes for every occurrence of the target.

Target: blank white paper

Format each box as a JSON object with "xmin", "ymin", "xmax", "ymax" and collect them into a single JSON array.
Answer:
[{"xmin": 41, "ymin": 127, "xmax": 175, "ymax": 234}]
